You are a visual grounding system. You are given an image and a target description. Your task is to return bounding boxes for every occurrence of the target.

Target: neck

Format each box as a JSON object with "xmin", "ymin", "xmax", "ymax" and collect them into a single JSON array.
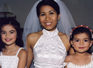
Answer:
[
  {"xmin": 75, "ymin": 52, "xmax": 89, "ymax": 56},
  {"xmin": 4, "ymin": 44, "xmax": 17, "ymax": 51},
  {"xmin": 45, "ymin": 28, "xmax": 57, "ymax": 32}
]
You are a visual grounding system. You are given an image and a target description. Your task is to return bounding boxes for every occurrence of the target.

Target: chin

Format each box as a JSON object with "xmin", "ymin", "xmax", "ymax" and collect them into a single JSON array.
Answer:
[
  {"xmin": 5, "ymin": 43, "xmax": 15, "ymax": 46},
  {"xmin": 44, "ymin": 27, "xmax": 56, "ymax": 31}
]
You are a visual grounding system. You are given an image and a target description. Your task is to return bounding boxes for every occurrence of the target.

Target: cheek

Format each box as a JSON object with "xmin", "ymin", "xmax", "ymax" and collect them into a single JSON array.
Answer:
[
  {"xmin": 72, "ymin": 43, "xmax": 79, "ymax": 48},
  {"xmin": 13, "ymin": 36, "xmax": 17, "ymax": 39},
  {"xmin": 13, "ymin": 36, "xmax": 16, "ymax": 39},
  {"xmin": 51, "ymin": 15, "xmax": 58, "ymax": 20},
  {"xmin": 12, "ymin": 34, "xmax": 17, "ymax": 40},
  {"xmin": 39, "ymin": 17, "xmax": 44, "ymax": 22},
  {"xmin": 85, "ymin": 43, "xmax": 90, "ymax": 48},
  {"xmin": 53, "ymin": 16, "xmax": 57, "ymax": 19},
  {"xmin": 73, "ymin": 45, "xmax": 78, "ymax": 49}
]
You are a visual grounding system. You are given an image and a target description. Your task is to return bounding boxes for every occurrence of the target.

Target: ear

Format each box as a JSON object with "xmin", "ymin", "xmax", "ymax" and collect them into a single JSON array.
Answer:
[
  {"xmin": 70, "ymin": 40, "xmax": 74, "ymax": 46},
  {"xmin": 58, "ymin": 14, "xmax": 60, "ymax": 20},
  {"xmin": 90, "ymin": 41, "xmax": 93, "ymax": 47}
]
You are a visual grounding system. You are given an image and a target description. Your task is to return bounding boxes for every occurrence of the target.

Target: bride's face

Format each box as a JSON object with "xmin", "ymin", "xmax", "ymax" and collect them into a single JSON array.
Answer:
[{"xmin": 39, "ymin": 5, "xmax": 60, "ymax": 31}]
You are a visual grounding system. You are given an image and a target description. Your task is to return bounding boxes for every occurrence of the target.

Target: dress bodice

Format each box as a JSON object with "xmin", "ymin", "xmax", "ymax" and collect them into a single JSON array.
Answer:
[
  {"xmin": 33, "ymin": 29, "xmax": 67, "ymax": 68},
  {"xmin": 66, "ymin": 62, "xmax": 93, "ymax": 68},
  {"xmin": 64, "ymin": 54, "xmax": 93, "ymax": 68},
  {"xmin": 0, "ymin": 48, "xmax": 23, "ymax": 68}
]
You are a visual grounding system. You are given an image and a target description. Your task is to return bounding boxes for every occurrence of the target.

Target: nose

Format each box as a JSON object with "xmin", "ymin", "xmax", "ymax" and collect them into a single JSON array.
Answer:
[
  {"xmin": 80, "ymin": 41, "xmax": 84, "ymax": 45},
  {"xmin": 45, "ymin": 15, "xmax": 50, "ymax": 20},
  {"xmin": 6, "ymin": 33, "xmax": 10, "ymax": 38}
]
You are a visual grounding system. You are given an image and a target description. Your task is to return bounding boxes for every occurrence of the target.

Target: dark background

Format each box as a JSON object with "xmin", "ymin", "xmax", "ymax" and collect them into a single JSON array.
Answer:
[{"xmin": 0, "ymin": 0, "xmax": 93, "ymax": 30}]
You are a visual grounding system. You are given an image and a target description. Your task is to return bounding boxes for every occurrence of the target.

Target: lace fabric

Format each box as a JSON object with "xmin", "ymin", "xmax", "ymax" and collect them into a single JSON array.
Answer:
[
  {"xmin": 64, "ymin": 53, "xmax": 93, "ymax": 68},
  {"xmin": 66, "ymin": 62, "xmax": 92, "ymax": 68}
]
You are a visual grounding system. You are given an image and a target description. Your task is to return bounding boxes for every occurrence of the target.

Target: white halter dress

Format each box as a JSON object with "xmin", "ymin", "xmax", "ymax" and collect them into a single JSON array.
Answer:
[
  {"xmin": 0, "ymin": 48, "xmax": 23, "ymax": 68},
  {"xmin": 33, "ymin": 29, "xmax": 67, "ymax": 68}
]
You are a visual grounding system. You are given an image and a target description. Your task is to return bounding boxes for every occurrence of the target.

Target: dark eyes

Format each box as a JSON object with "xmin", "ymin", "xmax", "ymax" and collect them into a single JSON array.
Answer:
[
  {"xmin": 40, "ymin": 12, "xmax": 54, "ymax": 16},
  {"xmin": 76, "ymin": 40, "xmax": 79, "ymax": 42},
  {"xmin": 84, "ymin": 40, "xmax": 88, "ymax": 42},
  {"xmin": 1, "ymin": 31, "xmax": 15, "ymax": 34},
  {"xmin": 10, "ymin": 31, "xmax": 14, "ymax": 34},
  {"xmin": 40, "ymin": 14, "xmax": 45, "ymax": 16},
  {"xmin": 1, "ymin": 31, "xmax": 6, "ymax": 34},
  {"xmin": 50, "ymin": 12, "xmax": 54, "ymax": 15},
  {"xmin": 75, "ymin": 39, "xmax": 88, "ymax": 42}
]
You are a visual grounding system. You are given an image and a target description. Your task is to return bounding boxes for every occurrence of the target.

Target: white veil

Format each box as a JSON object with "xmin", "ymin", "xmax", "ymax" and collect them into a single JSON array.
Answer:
[
  {"xmin": 22, "ymin": 0, "xmax": 75, "ymax": 47},
  {"xmin": 56, "ymin": 0, "xmax": 75, "ymax": 35},
  {"xmin": 22, "ymin": 0, "xmax": 42, "ymax": 48},
  {"xmin": 22, "ymin": 0, "xmax": 75, "ymax": 68}
]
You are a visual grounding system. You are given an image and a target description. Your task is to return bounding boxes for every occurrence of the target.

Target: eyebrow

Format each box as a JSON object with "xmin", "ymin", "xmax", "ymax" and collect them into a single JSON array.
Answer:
[
  {"xmin": 1, "ymin": 30, "xmax": 15, "ymax": 32},
  {"xmin": 10, "ymin": 30, "xmax": 15, "ymax": 32},
  {"xmin": 40, "ymin": 10, "xmax": 56, "ymax": 14},
  {"xmin": 74, "ymin": 38, "xmax": 90, "ymax": 40},
  {"xmin": 49, "ymin": 10, "xmax": 56, "ymax": 12}
]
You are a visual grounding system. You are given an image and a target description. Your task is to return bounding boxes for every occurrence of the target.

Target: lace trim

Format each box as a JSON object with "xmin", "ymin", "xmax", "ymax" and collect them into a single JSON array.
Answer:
[{"xmin": 68, "ymin": 61, "xmax": 92, "ymax": 67}]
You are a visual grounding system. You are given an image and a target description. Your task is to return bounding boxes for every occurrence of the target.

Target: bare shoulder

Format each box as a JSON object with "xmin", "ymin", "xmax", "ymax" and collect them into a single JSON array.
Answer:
[
  {"xmin": 27, "ymin": 31, "xmax": 42, "ymax": 41},
  {"xmin": 18, "ymin": 48, "xmax": 27, "ymax": 56},
  {"xmin": 87, "ymin": 53, "xmax": 92, "ymax": 58},
  {"xmin": 58, "ymin": 32, "xmax": 68, "ymax": 39},
  {"xmin": 58, "ymin": 32, "xmax": 70, "ymax": 51},
  {"xmin": 27, "ymin": 31, "xmax": 43, "ymax": 48},
  {"xmin": 65, "ymin": 54, "xmax": 74, "ymax": 62}
]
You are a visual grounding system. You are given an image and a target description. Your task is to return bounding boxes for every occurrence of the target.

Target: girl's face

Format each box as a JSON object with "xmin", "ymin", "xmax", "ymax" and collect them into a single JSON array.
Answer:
[
  {"xmin": 71, "ymin": 33, "xmax": 92, "ymax": 53},
  {"xmin": 39, "ymin": 5, "xmax": 60, "ymax": 31},
  {"xmin": 1, "ymin": 24, "xmax": 17, "ymax": 46}
]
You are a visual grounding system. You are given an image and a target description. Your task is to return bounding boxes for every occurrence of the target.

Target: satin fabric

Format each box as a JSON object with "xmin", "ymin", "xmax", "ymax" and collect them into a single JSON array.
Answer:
[{"xmin": 33, "ymin": 29, "xmax": 67, "ymax": 68}]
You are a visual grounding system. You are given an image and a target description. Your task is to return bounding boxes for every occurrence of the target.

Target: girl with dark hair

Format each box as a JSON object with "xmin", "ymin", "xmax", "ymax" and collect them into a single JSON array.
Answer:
[
  {"xmin": 64, "ymin": 25, "xmax": 93, "ymax": 68},
  {"xmin": 0, "ymin": 19, "xmax": 27, "ymax": 68},
  {"xmin": 22, "ymin": 0, "xmax": 75, "ymax": 68}
]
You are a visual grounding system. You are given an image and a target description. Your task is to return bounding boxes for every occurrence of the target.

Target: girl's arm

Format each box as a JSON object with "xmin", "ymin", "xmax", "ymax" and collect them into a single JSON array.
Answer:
[{"xmin": 17, "ymin": 49, "xmax": 27, "ymax": 68}]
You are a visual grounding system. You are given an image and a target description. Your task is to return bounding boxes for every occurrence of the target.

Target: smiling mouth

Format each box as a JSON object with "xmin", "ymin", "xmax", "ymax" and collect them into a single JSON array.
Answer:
[
  {"xmin": 5, "ymin": 39, "xmax": 12, "ymax": 42},
  {"xmin": 79, "ymin": 47, "xmax": 84, "ymax": 49},
  {"xmin": 45, "ymin": 23, "xmax": 52, "ymax": 26}
]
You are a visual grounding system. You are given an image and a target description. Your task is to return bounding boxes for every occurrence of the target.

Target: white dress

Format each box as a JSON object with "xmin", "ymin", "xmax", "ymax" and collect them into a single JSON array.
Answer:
[
  {"xmin": 0, "ymin": 48, "xmax": 23, "ymax": 68},
  {"xmin": 33, "ymin": 29, "xmax": 67, "ymax": 68},
  {"xmin": 64, "ymin": 54, "xmax": 93, "ymax": 68}
]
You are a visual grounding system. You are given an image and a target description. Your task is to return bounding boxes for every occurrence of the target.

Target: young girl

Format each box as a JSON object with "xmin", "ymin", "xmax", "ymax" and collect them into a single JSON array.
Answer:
[
  {"xmin": 0, "ymin": 19, "xmax": 27, "ymax": 68},
  {"xmin": 64, "ymin": 25, "xmax": 93, "ymax": 68}
]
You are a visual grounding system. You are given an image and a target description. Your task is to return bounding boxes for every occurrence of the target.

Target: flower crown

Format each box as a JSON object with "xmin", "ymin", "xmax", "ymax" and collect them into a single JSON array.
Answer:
[{"xmin": 70, "ymin": 25, "xmax": 92, "ymax": 35}]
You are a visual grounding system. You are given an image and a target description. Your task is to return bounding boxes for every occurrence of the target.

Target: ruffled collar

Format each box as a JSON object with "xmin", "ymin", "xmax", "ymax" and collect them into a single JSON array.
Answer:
[{"xmin": 42, "ymin": 28, "xmax": 58, "ymax": 37}]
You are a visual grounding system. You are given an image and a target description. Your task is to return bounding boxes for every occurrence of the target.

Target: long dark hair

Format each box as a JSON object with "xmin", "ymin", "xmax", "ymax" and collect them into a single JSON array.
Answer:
[{"xmin": 0, "ymin": 19, "xmax": 23, "ymax": 51}]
